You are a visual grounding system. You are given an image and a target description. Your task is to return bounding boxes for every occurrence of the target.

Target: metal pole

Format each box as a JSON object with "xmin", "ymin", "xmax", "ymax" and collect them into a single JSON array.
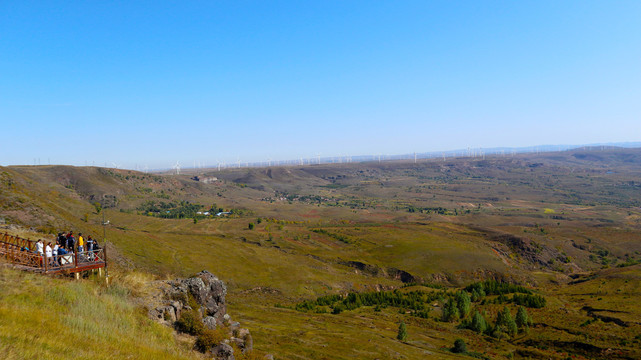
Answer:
[{"xmin": 104, "ymin": 241, "xmax": 109, "ymax": 285}]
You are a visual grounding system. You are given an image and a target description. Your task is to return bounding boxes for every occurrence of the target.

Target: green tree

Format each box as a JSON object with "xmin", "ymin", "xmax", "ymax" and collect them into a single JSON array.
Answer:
[
  {"xmin": 248, "ymin": 222, "xmax": 255, "ymax": 230},
  {"xmin": 470, "ymin": 310, "xmax": 488, "ymax": 334},
  {"xmin": 397, "ymin": 321, "xmax": 408, "ymax": 341},
  {"xmin": 515, "ymin": 306, "xmax": 531, "ymax": 332},
  {"xmin": 507, "ymin": 315, "xmax": 518, "ymax": 336},
  {"xmin": 442, "ymin": 298, "xmax": 460, "ymax": 322},
  {"xmin": 452, "ymin": 339, "xmax": 467, "ymax": 353},
  {"xmin": 456, "ymin": 291, "xmax": 471, "ymax": 317},
  {"xmin": 496, "ymin": 306, "xmax": 517, "ymax": 337}
]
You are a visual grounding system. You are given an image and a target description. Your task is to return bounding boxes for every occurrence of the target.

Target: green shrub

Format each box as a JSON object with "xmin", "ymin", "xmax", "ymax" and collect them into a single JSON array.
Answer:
[
  {"xmin": 175, "ymin": 309, "xmax": 204, "ymax": 335},
  {"xmin": 195, "ymin": 328, "xmax": 227, "ymax": 352},
  {"xmin": 452, "ymin": 339, "xmax": 467, "ymax": 353}
]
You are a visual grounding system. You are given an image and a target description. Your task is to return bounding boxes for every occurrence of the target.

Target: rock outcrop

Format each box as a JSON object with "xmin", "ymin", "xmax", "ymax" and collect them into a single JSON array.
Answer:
[
  {"xmin": 149, "ymin": 270, "xmax": 228, "ymax": 328},
  {"xmin": 169, "ymin": 270, "xmax": 228, "ymax": 324},
  {"xmin": 148, "ymin": 270, "xmax": 259, "ymax": 359}
]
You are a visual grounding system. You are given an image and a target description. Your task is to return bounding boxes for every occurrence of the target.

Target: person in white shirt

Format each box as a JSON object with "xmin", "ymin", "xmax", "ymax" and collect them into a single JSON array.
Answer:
[
  {"xmin": 45, "ymin": 242, "xmax": 53, "ymax": 267},
  {"xmin": 53, "ymin": 243, "xmax": 59, "ymax": 267},
  {"xmin": 36, "ymin": 240, "xmax": 44, "ymax": 256}
]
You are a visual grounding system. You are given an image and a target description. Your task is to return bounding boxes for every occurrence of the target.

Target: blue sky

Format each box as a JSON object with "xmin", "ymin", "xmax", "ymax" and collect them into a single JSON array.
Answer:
[{"xmin": 1, "ymin": 1, "xmax": 640, "ymax": 169}]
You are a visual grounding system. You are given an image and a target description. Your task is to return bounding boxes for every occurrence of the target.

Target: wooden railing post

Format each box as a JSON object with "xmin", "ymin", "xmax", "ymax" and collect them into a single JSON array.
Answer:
[{"xmin": 74, "ymin": 246, "xmax": 78, "ymax": 270}]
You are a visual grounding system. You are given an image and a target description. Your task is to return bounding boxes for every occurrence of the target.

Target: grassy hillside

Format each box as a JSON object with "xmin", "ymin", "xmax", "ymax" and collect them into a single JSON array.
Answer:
[{"xmin": 0, "ymin": 267, "xmax": 200, "ymax": 360}]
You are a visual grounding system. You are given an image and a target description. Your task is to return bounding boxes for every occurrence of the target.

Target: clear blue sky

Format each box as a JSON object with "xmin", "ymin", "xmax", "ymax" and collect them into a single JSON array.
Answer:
[{"xmin": 1, "ymin": 1, "xmax": 640, "ymax": 169}]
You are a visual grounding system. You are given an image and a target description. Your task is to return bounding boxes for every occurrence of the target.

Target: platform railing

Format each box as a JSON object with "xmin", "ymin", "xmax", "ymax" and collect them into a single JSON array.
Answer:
[{"xmin": 0, "ymin": 232, "xmax": 106, "ymax": 274}]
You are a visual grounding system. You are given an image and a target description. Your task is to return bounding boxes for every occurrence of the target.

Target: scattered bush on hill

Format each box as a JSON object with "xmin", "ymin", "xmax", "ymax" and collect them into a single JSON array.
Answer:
[
  {"xmin": 452, "ymin": 339, "xmax": 467, "ymax": 353},
  {"xmin": 175, "ymin": 308, "xmax": 204, "ymax": 335},
  {"xmin": 397, "ymin": 321, "xmax": 408, "ymax": 341},
  {"xmin": 195, "ymin": 328, "xmax": 227, "ymax": 352}
]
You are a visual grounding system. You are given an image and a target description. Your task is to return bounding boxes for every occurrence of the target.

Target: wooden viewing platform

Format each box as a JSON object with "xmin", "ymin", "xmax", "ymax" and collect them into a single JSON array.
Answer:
[{"xmin": 0, "ymin": 232, "xmax": 107, "ymax": 276}]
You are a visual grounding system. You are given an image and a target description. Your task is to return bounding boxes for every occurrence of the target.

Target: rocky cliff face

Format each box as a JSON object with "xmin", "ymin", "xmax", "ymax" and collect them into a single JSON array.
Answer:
[{"xmin": 149, "ymin": 270, "xmax": 262, "ymax": 360}]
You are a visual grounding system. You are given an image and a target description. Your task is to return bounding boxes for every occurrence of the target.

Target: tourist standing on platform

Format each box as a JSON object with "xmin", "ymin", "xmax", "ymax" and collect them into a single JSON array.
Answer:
[
  {"xmin": 87, "ymin": 235, "xmax": 94, "ymax": 252},
  {"xmin": 66, "ymin": 233, "xmax": 75, "ymax": 252},
  {"xmin": 57, "ymin": 232, "xmax": 66, "ymax": 248},
  {"xmin": 86, "ymin": 235, "xmax": 94, "ymax": 260},
  {"xmin": 58, "ymin": 246, "xmax": 67, "ymax": 255},
  {"xmin": 53, "ymin": 242, "xmax": 59, "ymax": 267},
  {"xmin": 45, "ymin": 242, "xmax": 52, "ymax": 267},
  {"xmin": 36, "ymin": 239, "xmax": 44, "ymax": 256},
  {"xmin": 78, "ymin": 233, "xmax": 84, "ymax": 254}
]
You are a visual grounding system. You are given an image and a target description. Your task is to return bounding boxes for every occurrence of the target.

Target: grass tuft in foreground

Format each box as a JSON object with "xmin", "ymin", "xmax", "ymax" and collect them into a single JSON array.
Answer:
[{"xmin": 0, "ymin": 268, "xmax": 200, "ymax": 360}]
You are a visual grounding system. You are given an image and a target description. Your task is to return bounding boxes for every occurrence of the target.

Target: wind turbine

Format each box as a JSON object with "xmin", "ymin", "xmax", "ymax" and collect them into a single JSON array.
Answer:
[
  {"xmin": 111, "ymin": 162, "xmax": 120, "ymax": 169},
  {"xmin": 173, "ymin": 161, "xmax": 181, "ymax": 175}
]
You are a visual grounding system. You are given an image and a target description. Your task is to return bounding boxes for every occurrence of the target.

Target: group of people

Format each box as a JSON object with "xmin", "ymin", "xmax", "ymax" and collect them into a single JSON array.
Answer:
[{"xmin": 32, "ymin": 231, "xmax": 101, "ymax": 268}]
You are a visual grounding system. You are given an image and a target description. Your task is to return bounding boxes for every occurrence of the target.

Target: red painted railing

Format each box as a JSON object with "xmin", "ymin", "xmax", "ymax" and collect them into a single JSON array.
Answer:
[{"xmin": 0, "ymin": 233, "xmax": 106, "ymax": 274}]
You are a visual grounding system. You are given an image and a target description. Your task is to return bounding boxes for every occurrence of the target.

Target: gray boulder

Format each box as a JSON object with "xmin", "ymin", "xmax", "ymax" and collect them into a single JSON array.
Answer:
[
  {"xmin": 242, "ymin": 333, "xmax": 253, "ymax": 352},
  {"xmin": 212, "ymin": 343, "xmax": 235, "ymax": 360},
  {"xmin": 148, "ymin": 305, "xmax": 176, "ymax": 324},
  {"xmin": 203, "ymin": 316, "xmax": 217, "ymax": 330}
]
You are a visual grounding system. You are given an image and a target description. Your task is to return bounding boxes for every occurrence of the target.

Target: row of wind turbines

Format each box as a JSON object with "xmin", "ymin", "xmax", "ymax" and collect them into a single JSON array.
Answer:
[{"xmin": 160, "ymin": 144, "xmax": 616, "ymax": 175}]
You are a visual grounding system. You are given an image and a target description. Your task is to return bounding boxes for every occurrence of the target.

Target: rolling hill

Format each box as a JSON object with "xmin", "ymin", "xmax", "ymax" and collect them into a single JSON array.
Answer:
[{"xmin": 1, "ymin": 147, "xmax": 641, "ymax": 359}]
